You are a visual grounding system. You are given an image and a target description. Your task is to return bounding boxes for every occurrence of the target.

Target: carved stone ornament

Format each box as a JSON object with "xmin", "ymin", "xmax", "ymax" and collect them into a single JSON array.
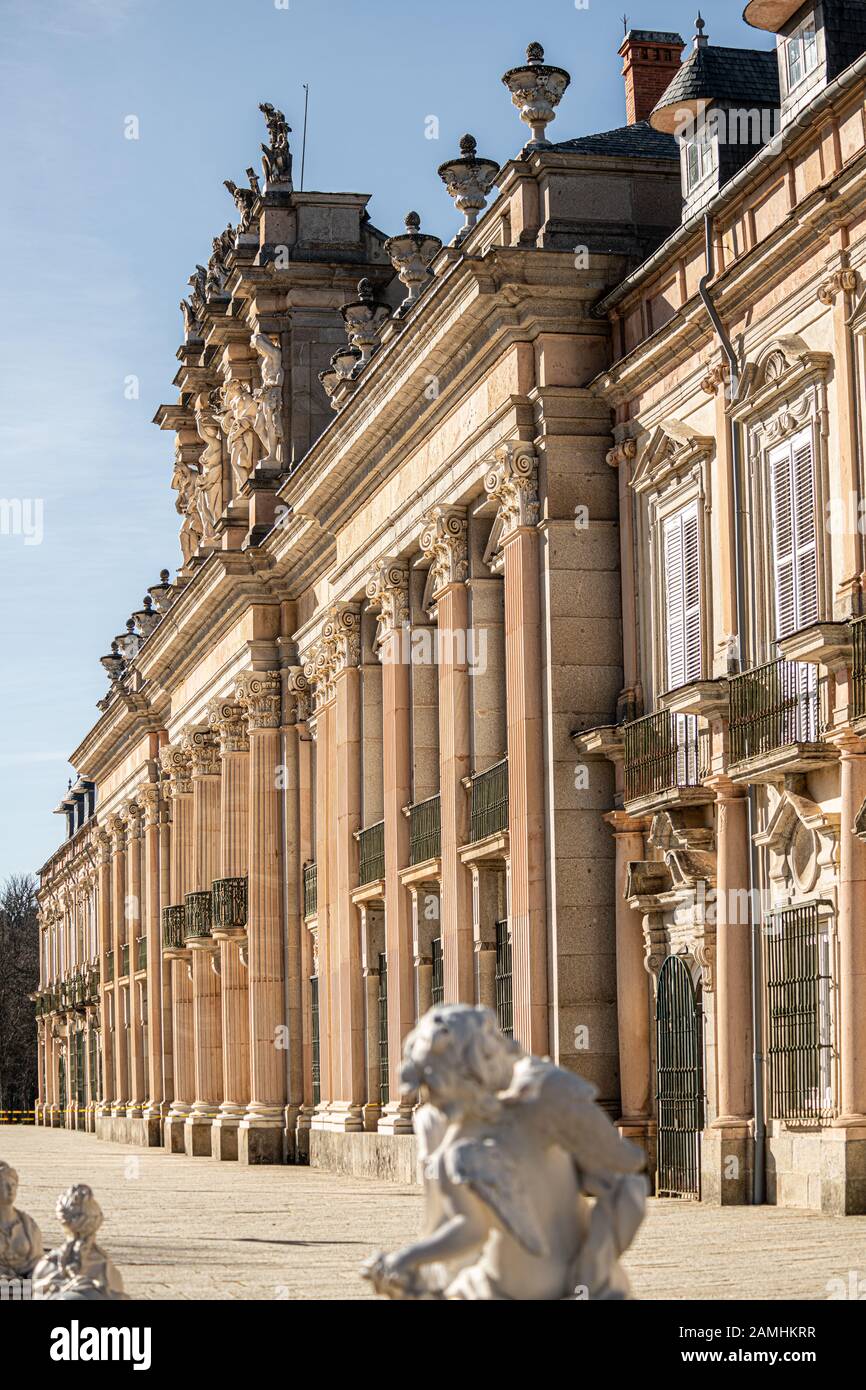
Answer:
[
  {"xmin": 501, "ymin": 42, "xmax": 571, "ymax": 148},
  {"xmin": 159, "ymin": 744, "xmax": 193, "ymax": 798},
  {"xmin": 33, "ymin": 1184, "xmax": 128, "ymax": 1301},
  {"xmin": 0, "ymin": 1160, "xmax": 44, "ymax": 1280},
  {"xmin": 484, "ymin": 442, "xmax": 540, "ymax": 541},
  {"xmin": 251, "ymin": 331, "xmax": 284, "ymax": 467},
  {"xmin": 183, "ymin": 727, "xmax": 221, "ymax": 778},
  {"xmin": 700, "ymin": 362, "xmax": 731, "ymax": 397},
  {"xmin": 605, "ymin": 439, "xmax": 637, "ymax": 469},
  {"xmin": 285, "ymin": 667, "xmax": 312, "ymax": 724},
  {"xmin": 419, "ymin": 507, "xmax": 469, "ymax": 597},
  {"xmin": 384, "ymin": 212, "xmax": 443, "ymax": 312},
  {"xmin": 194, "ymin": 395, "xmax": 224, "ymax": 543},
  {"xmin": 437, "ymin": 135, "xmax": 500, "ymax": 242},
  {"xmin": 360, "ymin": 1005, "xmax": 646, "ymax": 1300},
  {"xmin": 366, "ymin": 559, "xmax": 410, "ymax": 651},
  {"xmin": 234, "ymin": 671, "xmax": 281, "ymax": 731},
  {"xmin": 216, "ymin": 380, "xmax": 258, "ymax": 495},
  {"xmin": 137, "ymin": 783, "xmax": 161, "ymax": 830},
  {"xmin": 259, "ymin": 102, "xmax": 293, "ymax": 191},
  {"xmin": 302, "ymin": 606, "xmax": 362, "ymax": 707},
  {"xmin": 817, "ymin": 269, "xmax": 857, "ymax": 305},
  {"xmin": 207, "ymin": 698, "xmax": 249, "ymax": 756},
  {"xmin": 171, "ymin": 439, "xmax": 203, "ymax": 566}
]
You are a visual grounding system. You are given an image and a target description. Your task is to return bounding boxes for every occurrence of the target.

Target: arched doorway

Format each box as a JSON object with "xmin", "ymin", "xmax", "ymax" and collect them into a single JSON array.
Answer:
[{"xmin": 656, "ymin": 955, "xmax": 704, "ymax": 1198}]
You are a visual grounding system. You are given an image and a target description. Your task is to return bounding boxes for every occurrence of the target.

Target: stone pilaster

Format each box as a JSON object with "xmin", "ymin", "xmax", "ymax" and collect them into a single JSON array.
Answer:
[
  {"xmin": 96, "ymin": 829, "xmax": 114, "ymax": 1116},
  {"xmin": 185, "ymin": 728, "xmax": 223, "ymax": 1157},
  {"xmin": 236, "ymin": 671, "xmax": 286, "ymax": 1163},
  {"xmin": 140, "ymin": 783, "xmax": 165, "ymax": 1140},
  {"xmin": 604, "ymin": 813, "xmax": 654, "ymax": 1159},
  {"xmin": 107, "ymin": 814, "xmax": 129, "ymax": 1115},
  {"xmin": 126, "ymin": 802, "xmax": 145, "ymax": 1119},
  {"xmin": 161, "ymin": 743, "xmax": 194, "ymax": 1152},
  {"xmin": 485, "ymin": 443, "xmax": 548, "ymax": 1054}
]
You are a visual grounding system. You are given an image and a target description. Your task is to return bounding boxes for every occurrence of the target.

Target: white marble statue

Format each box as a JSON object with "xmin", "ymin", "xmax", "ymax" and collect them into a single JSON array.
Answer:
[
  {"xmin": 361, "ymin": 1005, "xmax": 647, "ymax": 1301},
  {"xmin": 194, "ymin": 396, "xmax": 223, "ymax": 540},
  {"xmin": 171, "ymin": 444, "xmax": 203, "ymax": 566},
  {"xmin": 33, "ymin": 1184, "xmax": 128, "ymax": 1301},
  {"xmin": 217, "ymin": 380, "xmax": 258, "ymax": 493},
  {"xmin": 251, "ymin": 331, "xmax": 284, "ymax": 468},
  {"xmin": 0, "ymin": 1161, "xmax": 44, "ymax": 1282}
]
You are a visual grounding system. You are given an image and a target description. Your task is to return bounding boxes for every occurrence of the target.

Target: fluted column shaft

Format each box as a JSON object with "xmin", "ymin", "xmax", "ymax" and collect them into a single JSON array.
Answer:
[
  {"xmin": 142, "ymin": 786, "xmax": 164, "ymax": 1120},
  {"xmin": 435, "ymin": 581, "xmax": 473, "ymax": 1001},
  {"xmin": 97, "ymin": 834, "xmax": 114, "ymax": 1114},
  {"xmin": 187, "ymin": 734, "xmax": 223, "ymax": 1151},
  {"xmin": 127, "ymin": 808, "xmax": 145, "ymax": 1117},
  {"xmin": 168, "ymin": 781, "xmax": 195, "ymax": 1125},
  {"xmin": 837, "ymin": 741, "xmax": 866, "ymax": 1121},
  {"xmin": 110, "ymin": 821, "xmax": 129, "ymax": 1111},
  {"xmin": 333, "ymin": 657, "xmax": 365, "ymax": 1129}
]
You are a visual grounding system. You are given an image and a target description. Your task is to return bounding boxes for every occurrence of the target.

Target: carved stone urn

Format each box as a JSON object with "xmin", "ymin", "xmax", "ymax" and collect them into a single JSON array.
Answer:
[
  {"xmin": 501, "ymin": 42, "xmax": 571, "ymax": 148},
  {"xmin": 330, "ymin": 343, "xmax": 362, "ymax": 381},
  {"xmin": 341, "ymin": 279, "xmax": 391, "ymax": 364},
  {"xmin": 384, "ymin": 212, "xmax": 443, "ymax": 313},
  {"xmin": 437, "ymin": 135, "xmax": 500, "ymax": 243},
  {"xmin": 318, "ymin": 365, "xmax": 341, "ymax": 409},
  {"xmin": 99, "ymin": 641, "xmax": 125, "ymax": 684},
  {"xmin": 114, "ymin": 617, "xmax": 142, "ymax": 663},
  {"xmin": 148, "ymin": 569, "xmax": 175, "ymax": 614}
]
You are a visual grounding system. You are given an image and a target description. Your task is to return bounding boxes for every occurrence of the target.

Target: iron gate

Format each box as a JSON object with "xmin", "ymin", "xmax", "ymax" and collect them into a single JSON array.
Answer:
[{"xmin": 656, "ymin": 955, "xmax": 704, "ymax": 1198}]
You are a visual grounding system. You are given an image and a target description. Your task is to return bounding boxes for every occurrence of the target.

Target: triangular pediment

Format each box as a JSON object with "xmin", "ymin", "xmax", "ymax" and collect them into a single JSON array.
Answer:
[{"xmin": 631, "ymin": 420, "xmax": 714, "ymax": 495}]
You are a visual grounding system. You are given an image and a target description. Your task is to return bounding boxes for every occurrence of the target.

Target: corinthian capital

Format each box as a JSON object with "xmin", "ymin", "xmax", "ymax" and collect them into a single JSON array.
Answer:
[
  {"xmin": 285, "ymin": 667, "xmax": 312, "ymax": 724},
  {"xmin": 302, "ymin": 606, "xmax": 361, "ymax": 709},
  {"xmin": 484, "ymin": 442, "xmax": 539, "ymax": 540},
  {"xmin": 138, "ymin": 783, "xmax": 162, "ymax": 829},
  {"xmin": 207, "ymin": 698, "xmax": 249, "ymax": 756},
  {"xmin": 235, "ymin": 671, "xmax": 281, "ymax": 731},
  {"xmin": 183, "ymin": 726, "xmax": 221, "ymax": 777},
  {"xmin": 365, "ymin": 558, "xmax": 409, "ymax": 649},
  {"xmin": 419, "ymin": 507, "xmax": 468, "ymax": 598},
  {"xmin": 159, "ymin": 743, "xmax": 193, "ymax": 797}
]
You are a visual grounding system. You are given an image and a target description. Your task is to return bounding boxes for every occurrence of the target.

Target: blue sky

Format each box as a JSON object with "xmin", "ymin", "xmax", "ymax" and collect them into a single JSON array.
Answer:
[{"xmin": 0, "ymin": 0, "xmax": 769, "ymax": 878}]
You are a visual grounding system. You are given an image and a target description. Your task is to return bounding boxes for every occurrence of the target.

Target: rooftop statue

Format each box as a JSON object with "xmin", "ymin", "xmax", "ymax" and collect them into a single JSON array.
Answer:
[
  {"xmin": 259, "ymin": 102, "xmax": 293, "ymax": 190},
  {"xmin": 0, "ymin": 1161, "xmax": 44, "ymax": 1283},
  {"xmin": 224, "ymin": 167, "xmax": 261, "ymax": 233},
  {"xmin": 251, "ymin": 331, "xmax": 285, "ymax": 468},
  {"xmin": 205, "ymin": 226, "xmax": 235, "ymax": 299},
  {"xmin": 361, "ymin": 1005, "xmax": 647, "ymax": 1301},
  {"xmin": 33, "ymin": 1184, "xmax": 128, "ymax": 1301},
  {"xmin": 217, "ymin": 380, "xmax": 259, "ymax": 493},
  {"xmin": 194, "ymin": 394, "xmax": 224, "ymax": 543},
  {"xmin": 171, "ymin": 442, "xmax": 203, "ymax": 567}
]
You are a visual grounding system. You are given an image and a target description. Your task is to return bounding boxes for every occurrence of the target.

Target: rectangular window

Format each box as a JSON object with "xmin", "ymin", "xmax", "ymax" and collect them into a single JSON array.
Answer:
[
  {"xmin": 786, "ymin": 16, "xmax": 819, "ymax": 92},
  {"xmin": 766, "ymin": 903, "xmax": 833, "ymax": 1119},
  {"xmin": 769, "ymin": 428, "xmax": 818, "ymax": 641},
  {"xmin": 684, "ymin": 123, "xmax": 715, "ymax": 192},
  {"xmin": 663, "ymin": 501, "xmax": 702, "ymax": 690}
]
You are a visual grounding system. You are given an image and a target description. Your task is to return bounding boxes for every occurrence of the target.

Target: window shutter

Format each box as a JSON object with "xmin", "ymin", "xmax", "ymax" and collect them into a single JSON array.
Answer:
[
  {"xmin": 770, "ymin": 429, "xmax": 818, "ymax": 640},
  {"xmin": 770, "ymin": 441, "xmax": 796, "ymax": 640},
  {"xmin": 792, "ymin": 430, "xmax": 818, "ymax": 629},
  {"xmin": 663, "ymin": 502, "xmax": 702, "ymax": 691}
]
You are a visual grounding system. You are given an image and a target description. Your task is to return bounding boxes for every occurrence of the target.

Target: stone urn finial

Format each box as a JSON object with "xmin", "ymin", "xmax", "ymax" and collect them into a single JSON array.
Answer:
[
  {"xmin": 115, "ymin": 618, "xmax": 142, "ymax": 663},
  {"xmin": 99, "ymin": 640, "xmax": 125, "ymax": 684},
  {"xmin": 437, "ymin": 134, "xmax": 500, "ymax": 244},
  {"xmin": 340, "ymin": 278, "xmax": 391, "ymax": 364},
  {"xmin": 133, "ymin": 594, "xmax": 161, "ymax": 639},
  {"xmin": 148, "ymin": 569, "xmax": 175, "ymax": 614},
  {"xmin": 502, "ymin": 41, "xmax": 571, "ymax": 149},
  {"xmin": 318, "ymin": 364, "xmax": 342, "ymax": 409},
  {"xmin": 384, "ymin": 211, "xmax": 443, "ymax": 313}
]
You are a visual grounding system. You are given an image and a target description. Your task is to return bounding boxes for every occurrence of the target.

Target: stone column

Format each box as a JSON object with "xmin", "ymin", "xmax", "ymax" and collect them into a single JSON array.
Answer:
[
  {"xmin": 158, "ymin": 791, "xmax": 174, "ymax": 1109},
  {"xmin": 126, "ymin": 803, "xmax": 145, "ymax": 1120},
  {"xmin": 96, "ymin": 830, "xmax": 114, "ymax": 1119},
  {"xmin": 410, "ymin": 881, "xmax": 441, "ymax": 1017},
  {"xmin": 330, "ymin": 608, "xmax": 366, "ymax": 1131},
  {"xmin": 140, "ymin": 783, "xmax": 164, "ymax": 1143},
  {"xmin": 108, "ymin": 815, "xmax": 129, "ymax": 1120},
  {"xmin": 837, "ymin": 737, "xmax": 866, "ymax": 1121},
  {"xmin": 185, "ymin": 728, "xmax": 223, "ymax": 1157},
  {"xmin": 367, "ymin": 560, "xmax": 415, "ymax": 1133},
  {"xmin": 604, "ymin": 814, "xmax": 653, "ymax": 1145},
  {"xmin": 485, "ymin": 444, "xmax": 548, "ymax": 1054},
  {"xmin": 698, "ymin": 781, "xmax": 753, "ymax": 1205},
  {"xmin": 421, "ymin": 508, "xmax": 473, "ymax": 1002},
  {"xmin": 309, "ymin": 698, "xmax": 334, "ymax": 1119},
  {"xmin": 282, "ymin": 668, "xmax": 310, "ymax": 1154},
  {"xmin": 237, "ymin": 671, "xmax": 286, "ymax": 1163},
  {"xmin": 209, "ymin": 699, "xmax": 250, "ymax": 1162},
  {"xmin": 161, "ymin": 744, "xmax": 194, "ymax": 1152},
  {"xmin": 471, "ymin": 863, "xmax": 502, "ymax": 1011},
  {"xmin": 359, "ymin": 902, "xmax": 386, "ymax": 1131}
]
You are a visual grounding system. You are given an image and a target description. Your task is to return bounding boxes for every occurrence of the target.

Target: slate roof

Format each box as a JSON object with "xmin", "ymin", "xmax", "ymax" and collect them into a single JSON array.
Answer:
[
  {"xmin": 652, "ymin": 44, "xmax": 780, "ymax": 114},
  {"xmin": 553, "ymin": 122, "xmax": 678, "ymax": 160}
]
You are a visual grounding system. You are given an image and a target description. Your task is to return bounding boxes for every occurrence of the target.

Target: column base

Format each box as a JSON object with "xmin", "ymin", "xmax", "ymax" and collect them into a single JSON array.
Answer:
[
  {"xmin": 377, "ymin": 1101, "xmax": 415, "ymax": 1136},
  {"xmin": 238, "ymin": 1121, "xmax": 285, "ymax": 1166},
  {"xmin": 164, "ymin": 1111, "xmax": 190, "ymax": 1154},
  {"xmin": 323, "ymin": 1101, "xmax": 365, "ymax": 1133},
  {"xmin": 211, "ymin": 1116, "xmax": 240, "ymax": 1162},
  {"xmin": 184, "ymin": 1113, "xmax": 215, "ymax": 1157},
  {"xmin": 700, "ymin": 1121, "xmax": 753, "ymax": 1205}
]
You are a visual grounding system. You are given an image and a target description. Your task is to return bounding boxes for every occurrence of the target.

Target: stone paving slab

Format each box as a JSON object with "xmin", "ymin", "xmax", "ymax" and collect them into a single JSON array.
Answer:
[{"xmin": 2, "ymin": 1127, "xmax": 864, "ymax": 1300}]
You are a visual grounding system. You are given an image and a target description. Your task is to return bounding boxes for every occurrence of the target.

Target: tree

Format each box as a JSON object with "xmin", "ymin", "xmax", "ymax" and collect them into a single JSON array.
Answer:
[{"xmin": 0, "ymin": 874, "xmax": 39, "ymax": 1121}]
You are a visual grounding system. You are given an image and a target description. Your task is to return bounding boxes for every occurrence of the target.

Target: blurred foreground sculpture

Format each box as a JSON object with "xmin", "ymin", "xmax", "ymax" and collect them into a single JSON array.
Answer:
[
  {"xmin": 0, "ymin": 1161, "xmax": 44, "ymax": 1280},
  {"xmin": 33, "ymin": 1184, "xmax": 128, "ymax": 1300},
  {"xmin": 362, "ymin": 1006, "xmax": 646, "ymax": 1300}
]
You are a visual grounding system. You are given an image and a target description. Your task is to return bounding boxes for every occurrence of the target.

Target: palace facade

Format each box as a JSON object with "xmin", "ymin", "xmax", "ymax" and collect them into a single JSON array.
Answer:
[{"xmin": 35, "ymin": 4, "xmax": 866, "ymax": 1213}]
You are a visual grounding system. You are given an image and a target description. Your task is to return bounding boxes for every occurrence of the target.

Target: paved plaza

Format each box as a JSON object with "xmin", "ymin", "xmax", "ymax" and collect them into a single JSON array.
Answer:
[{"xmin": 2, "ymin": 1126, "xmax": 864, "ymax": 1300}]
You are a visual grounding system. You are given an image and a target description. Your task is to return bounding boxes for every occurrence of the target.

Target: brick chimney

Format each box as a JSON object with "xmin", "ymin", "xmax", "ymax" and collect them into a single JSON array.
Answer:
[{"xmin": 619, "ymin": 29, "xmax": 685, "ymax": 126}]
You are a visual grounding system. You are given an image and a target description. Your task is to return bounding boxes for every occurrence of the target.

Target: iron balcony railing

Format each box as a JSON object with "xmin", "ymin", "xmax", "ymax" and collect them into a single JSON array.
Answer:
[
  {"xmin": 120, "ymin": 944, "xmax": 130, "ymax": 978},
  {"xmin": 303, "ymin": 862, "xmax": 318, "ymax": 918},
  {"xmin": 623, "ymin": 710, "xmax": 710, "ymax": 803},
  {"xmin": 105, "ymin": 949, "xmax": 114, "ymax": 982},
  {"xmin": 470, "ymin": 759, "xmax": 509, "ymax": 842},
  {"xmin": 359, "ymin": 821, "xmax": 385, "ymax": 885},
  {"xmin": 185, "ymin": 891, "xmax": 213, "ymax": 942},
  {"xmin": 409, "ymin": 795, "xmax": 441, "ymax": 865},
  {"xmin": 766, "ymin": 903, "xmax": 833, "ymax": 1122},
  {"xmin": 212, "ymin": 876, "xmax": 248, "ymax": 931},
  {"xmin": 136, "ymin": 935, "xmax": 147, "ymax": 972},
  {"xmin": 161, "ymin": 905, "xmax": 186, "ymax": 952},
  {"xmin": 852, "ymin": 616, "xmax": 866, "ymax": 722},
  {"xmin": 729, "ymin": 659, "xmax": 826, "ymax": 767}
]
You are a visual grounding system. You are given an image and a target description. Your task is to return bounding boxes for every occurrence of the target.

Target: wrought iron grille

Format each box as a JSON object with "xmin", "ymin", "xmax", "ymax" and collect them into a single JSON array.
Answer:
[
  {"xmin": 310, "ymin": 976, "xmax": 321, "ymax": 1107},
  {"xmin": 184, "ymin": 891, "xmax": 213, "ymax": 942},
  {"xmin": 211, "ymin": 876, "xmax": 248, "ymax": 930},
  {"xmin": 495, "ymin": 920, "xmax": 513, "ymax": 1037},
  {"xmin": 75, "ymin": 1030, "xmax": 87, "ymax": 1108},
  {"xmin": 656, "ymin": 955, "xmax": 704, "ymax": 1199},
  {"xmin": 852, "ymin": 616, "xmax": 866, "ymax": 722},
  {"xmin": 729, "ymin": 659, "xmax": 825, "ymax": 767},
  {"xmin": 303, "ymin": 862, "xmax": 318, "ymax": 918},
  {"xmin": 89, "ymin": 1026, "xmax": 99, "ymax": 1103},
  {"xmin": 136, "ymin": 936, "xmax": 147, "ymax": 972},
  {"xmin": 410, "ymin": 795, "xmax": 441, "ymax": 865},
  {"xmin": 623, "ymin": 710, "xmax": 709, "ymax": 803},
  {"xmin": 359, "ymin": 821, "xmax": 385, "ymax": 885},
  {"xmin": 470, "ymin": 759, "xmax": 509, "ymax": 842},
  {"xmin": 378, "ymin": 952, "xmax": 390, "ymax": 1106},
  {"xmin": 162, "ymin": 905, "xmax": 185, "ymax": 952},
  {"xmin": 431, "ymin": 937, "xmax": 444, "ymax": 1006},
  {"xmin": 58, "ymin": 1055, "xmax": 66, "ymax": 1124},
  {"xmin": 120, "ymin": 944, "xmax": 130, "ymax": 978},
  {"xmin": 766, "ymin": 903, "xmax": 833, "ymax": 1121}
]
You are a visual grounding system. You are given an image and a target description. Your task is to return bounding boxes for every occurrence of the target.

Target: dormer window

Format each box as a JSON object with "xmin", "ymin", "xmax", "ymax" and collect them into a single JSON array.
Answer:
[
  {"xmin": 785, "ymin": 14, "xmax": 819, "ymax": 90},
  {"xmin": 684, "ymin": 121, "xmax": 716, "ymax": 193}
]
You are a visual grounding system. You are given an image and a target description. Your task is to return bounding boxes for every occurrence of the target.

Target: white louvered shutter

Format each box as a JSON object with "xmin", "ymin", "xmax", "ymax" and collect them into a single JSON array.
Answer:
[
  {"xmin": 663, "ymin": 502, "xmax": 702, "ymax": 690},
  {"xmin": 770, "ymin": 428, "xmax": 818, "ymax": 640}
]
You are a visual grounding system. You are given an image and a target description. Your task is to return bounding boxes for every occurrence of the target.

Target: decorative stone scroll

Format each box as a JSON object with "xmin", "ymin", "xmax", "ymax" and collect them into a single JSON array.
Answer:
[
  {"xmin": 183, "ymin": 727, "xmax": 221, "ymax": 779},
  {"xmin": 234, "ymin": 671, "xmax": 281, "ymax": 731},
  {"xmin": 484, "ymin": 442, "xmax": 540, "ymax": 541},
  {"xmin": 817, "ymin": 269, "xmax": 857, "ymax": 305},
  {"xmin": 159, "ymin": 744, "xmax": 193, "ymax": 798},
  {"xmin": 302, "ymin": 606, "xmax": 361, "ymax": 708},
  {"xmin": 419, "ymin": 507, "xmax": 468, "ymax": 597},
  {"xmin": 207, "ymin": 698, "xmax": 249, "ymax": 756},
  {"xmin": 365, "ymin": 559, "xmax": 410, "ymax": 651}
]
